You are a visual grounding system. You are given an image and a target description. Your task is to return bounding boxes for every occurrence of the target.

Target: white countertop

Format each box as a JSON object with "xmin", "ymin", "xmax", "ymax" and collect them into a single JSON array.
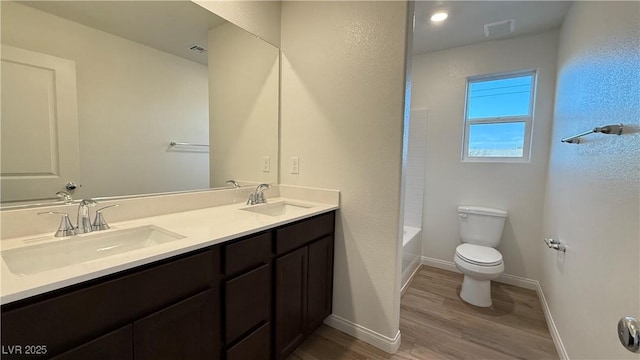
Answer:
[{"xmin": 1, "ymin": 197, "xmax": 338, "ymax": 305}]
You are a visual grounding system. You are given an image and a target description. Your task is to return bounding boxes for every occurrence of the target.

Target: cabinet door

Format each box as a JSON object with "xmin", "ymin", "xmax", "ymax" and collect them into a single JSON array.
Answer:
[
  {"xmin": 306, "ymin": 235, "xmax": 334, "ymax": 334},
  {"xmin": 51, "ymin": 325, "xmax": 133, "ymax": 360},
  {"xmin": 133, "ymin": 289, "xmax": 219, "ymax": 360},
  {"xmin": 274, "ymin": 247, "xmax": 307, "ymax": 360}
]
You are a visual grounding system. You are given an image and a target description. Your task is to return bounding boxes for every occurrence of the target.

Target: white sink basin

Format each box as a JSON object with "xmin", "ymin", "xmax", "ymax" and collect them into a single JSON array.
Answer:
[
  {"xmin": 2, "ymin": 225, "xmax": 185, "ymax": 276},
  {"xmin": 240, "ymin": 201, "xmax": 314, "ymax": 217}
]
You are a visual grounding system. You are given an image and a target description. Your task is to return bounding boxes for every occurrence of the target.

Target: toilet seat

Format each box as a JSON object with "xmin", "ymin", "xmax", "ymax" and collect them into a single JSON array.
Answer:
[{"xmin": 455, "ymin": 244, "xmax": 502, "ymax": 266}]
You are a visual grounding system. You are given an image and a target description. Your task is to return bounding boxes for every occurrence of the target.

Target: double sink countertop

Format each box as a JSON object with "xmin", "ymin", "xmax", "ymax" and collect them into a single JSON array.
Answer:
[{"xmin": 0, "ymin": 195, "xmax": 338, "ymax": 305}]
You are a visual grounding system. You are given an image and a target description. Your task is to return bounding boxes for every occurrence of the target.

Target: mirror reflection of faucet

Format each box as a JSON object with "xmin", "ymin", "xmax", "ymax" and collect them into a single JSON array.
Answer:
[
  {"xmin": 56, "ymin": 191, "xmax": 73, "ymax": 204},
  {"xmin": 225, "ymin": 180, "xmax": 241, "ymax": 188}
]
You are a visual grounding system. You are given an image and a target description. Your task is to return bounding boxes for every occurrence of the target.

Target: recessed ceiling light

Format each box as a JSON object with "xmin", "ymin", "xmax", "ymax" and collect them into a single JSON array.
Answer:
[{"xmin": 430, "ymin": 12, "xmax": 448, "ymax": 22}]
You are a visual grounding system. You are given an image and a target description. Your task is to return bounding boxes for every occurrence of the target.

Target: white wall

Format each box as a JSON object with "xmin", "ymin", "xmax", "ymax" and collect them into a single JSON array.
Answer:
[
  {"xmin": 280, "ymin": 0, "xmax": 410, "ymax": 349},
  {"xmin": 541, "ymin": 2, "xmax": 640, "ymax": 358},
  {"xmin": 208, "ymin": 22, "xmax": 279, "ymax": 187},
  {"xmin": 1, "ymin": 2, "xmax": 209, "ymax": 199},
  {"xmin": 193, "ymin": 0, "xmax": 281, "ymax": 48},
  {"xmin": 412, "ymin": 31, "xmax": 558, "ymax": 280}
]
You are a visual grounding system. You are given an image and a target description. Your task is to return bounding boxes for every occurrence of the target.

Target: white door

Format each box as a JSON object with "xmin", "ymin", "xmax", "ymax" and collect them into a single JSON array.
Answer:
[{"xmin": 1, "ymin": 45, "xmax": 80, "ymax": 203}]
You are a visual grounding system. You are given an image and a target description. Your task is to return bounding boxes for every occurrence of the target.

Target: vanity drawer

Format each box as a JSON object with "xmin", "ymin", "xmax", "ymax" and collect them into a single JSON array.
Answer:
[
  {"xmin": 1, "ymin": 248, "xmax": 219, "ymax": 358},
  {"xmin": 224, "ymin": 263, "xmax": 271, "ymax": 344},
  {"xmin": 224, "ymin": 232, "xmax": 271, "ymax": 277},
  {"xmin": 275, "ymin": 212, "xmax": 335, "ymax": 255},
  {"xmin": 226, "ymin": 322, "xmax": 270, "ymax": 360},
  {"xmin": 50, "ymin": 325, "xmax": 133, "ymax": 360}
]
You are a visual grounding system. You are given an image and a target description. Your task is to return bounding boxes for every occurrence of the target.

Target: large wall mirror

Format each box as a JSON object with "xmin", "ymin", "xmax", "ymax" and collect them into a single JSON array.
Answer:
[{"xmin": 0, "ymin": 1, "xmax": 279, "ymax": 207}]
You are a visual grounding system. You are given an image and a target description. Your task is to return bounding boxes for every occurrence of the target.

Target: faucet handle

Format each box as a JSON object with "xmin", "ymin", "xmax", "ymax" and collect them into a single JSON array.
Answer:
[
  {"xmin": 257, "ymin": 184, "xmax": 271, "ymax": 203},
  {"xmin": 38, "ymin": 212, "xmax": 76, "ymax": 237},
  {"xmin": 92, "ymin": 205, "xmax": 119, "ymax": 231}
]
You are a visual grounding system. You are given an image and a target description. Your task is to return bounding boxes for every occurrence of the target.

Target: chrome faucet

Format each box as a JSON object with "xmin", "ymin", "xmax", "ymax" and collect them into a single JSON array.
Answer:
[
  {"xmin": 39, "ymin": 199, "xmax": 119, "ymax": 237},
  {"xmin": 76, "ymin": 199, "xmax": 97, "ymax": 234},
  {"xmin": 246, "ymin": 184, "xmax": 271, "ymax": 205}
]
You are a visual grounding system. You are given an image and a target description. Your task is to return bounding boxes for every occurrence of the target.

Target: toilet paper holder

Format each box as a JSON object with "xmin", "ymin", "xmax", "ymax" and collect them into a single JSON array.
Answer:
[{"xmin": 544, "ymin": 238, "xmax": 566, "ymax": 252}]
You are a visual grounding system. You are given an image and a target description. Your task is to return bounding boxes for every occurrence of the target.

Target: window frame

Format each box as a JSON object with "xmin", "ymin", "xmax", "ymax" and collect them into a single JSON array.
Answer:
[{"xmin": 461, "ymin": 69, "xmax": 537, "ymax": 163}]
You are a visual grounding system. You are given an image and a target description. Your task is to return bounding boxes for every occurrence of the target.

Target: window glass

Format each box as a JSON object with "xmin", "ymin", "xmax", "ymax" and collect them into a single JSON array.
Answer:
[
  {"xmin": 467, "ymin": 75, "xmax": 533, "ymax": 119},
  {"xmin": 468, "ymin": 122, "xmax": 525, "ymax": 157}
]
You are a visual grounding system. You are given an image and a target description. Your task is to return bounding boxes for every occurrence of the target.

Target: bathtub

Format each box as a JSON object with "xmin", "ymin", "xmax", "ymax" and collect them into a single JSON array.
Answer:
[{"xmin": 401, "ymin": 226, "xmax": 422, "ymax": 291}]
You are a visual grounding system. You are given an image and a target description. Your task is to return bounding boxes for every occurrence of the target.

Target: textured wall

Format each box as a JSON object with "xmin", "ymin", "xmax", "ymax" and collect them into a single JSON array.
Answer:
[
  {"xmin": 541, "ymin": 2, "xmax": 640, "ymax": 358},
  {"xmin": 412, "ymin": 31, "xmax": 558, "ymax": 279},
  {"xmin": 280, "ymin": 0, "xmax": 410, "ymax": 345}
]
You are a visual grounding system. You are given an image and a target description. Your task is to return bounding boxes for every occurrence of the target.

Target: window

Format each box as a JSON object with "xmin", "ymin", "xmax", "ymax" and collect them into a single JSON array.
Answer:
[{"xmin": 462, "ymin": 70, "xmax": 536, "ymax": 161}]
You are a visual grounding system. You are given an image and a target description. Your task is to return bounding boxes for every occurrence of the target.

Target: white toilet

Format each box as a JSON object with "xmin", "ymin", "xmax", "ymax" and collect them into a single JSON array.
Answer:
[{"xmin": 454, "ymin": 206, "xmax": 508, "ymax": 307}]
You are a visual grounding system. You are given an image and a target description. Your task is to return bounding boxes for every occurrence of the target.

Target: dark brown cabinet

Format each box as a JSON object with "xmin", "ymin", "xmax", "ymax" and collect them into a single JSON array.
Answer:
[
  {"xmin": 1, "ymin": 249, "xmax": 220, "ymax": 360},
  {"xmin": 134, "ymin": 289, "xmax": 217, "ymax": 360},
  {"xmin": 222, "ymin": 232, "xmax": 272, "ymax": 359},
  {"xmin": 224, "ymin": 264, "xmax": 271, "ymax": 344},
  {"xmin": 1, "ymin": 211, "xmax": 335, "ymax": 360},
  {"xmin": 225, "ymin": 322, "xmax": 271, "ymax": 360},
  {"xmin": 51, "ymin": 326, "xmax": 133, "ymax": 360},
  {"xmin": 274, "ymin": 212, "xmax": 335, "ymax": 360},
  {"xmin": 306, "ymin": 235, "xmax": 334, "ymax": 333},
  {"xmin": 274, "ymin": 247, "xmax": 308, "ymax": 359}
]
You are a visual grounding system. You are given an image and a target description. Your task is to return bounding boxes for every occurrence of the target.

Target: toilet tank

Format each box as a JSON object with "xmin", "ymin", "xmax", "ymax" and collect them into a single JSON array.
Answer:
[{"xmin": 458, "ymin": 206, "xmax": 508, "ymax": 247}]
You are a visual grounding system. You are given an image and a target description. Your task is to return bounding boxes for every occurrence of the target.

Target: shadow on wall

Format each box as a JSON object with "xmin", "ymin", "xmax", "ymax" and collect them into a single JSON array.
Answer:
[{"xmin": 496, "ymin": 218, "xmax": 526, "ymax": 276}]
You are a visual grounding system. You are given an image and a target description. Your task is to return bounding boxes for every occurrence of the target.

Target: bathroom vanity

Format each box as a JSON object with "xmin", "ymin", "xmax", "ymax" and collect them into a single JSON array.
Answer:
[{"xmin": 0, "ymin": 192, "xmax": 337, "ymax": 360}]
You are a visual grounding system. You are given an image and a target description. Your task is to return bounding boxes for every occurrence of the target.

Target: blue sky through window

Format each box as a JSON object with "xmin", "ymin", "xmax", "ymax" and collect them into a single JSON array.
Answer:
[
  {"xmin": 466, "ymin": 73, "xmax": 533, "ymax": 158},
  {"xmin": 468, "ymin": 75, "xmax": 532, "ymax": 119},
  {"xmin": 468, "ymin": 122, "xmax": 525, "ymax": 157}
]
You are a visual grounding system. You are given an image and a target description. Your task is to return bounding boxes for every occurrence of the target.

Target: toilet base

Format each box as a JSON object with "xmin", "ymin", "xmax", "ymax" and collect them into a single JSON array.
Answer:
[{"xmin": 460, "ymin": 275, "xmax": 493, "ymax": 307}]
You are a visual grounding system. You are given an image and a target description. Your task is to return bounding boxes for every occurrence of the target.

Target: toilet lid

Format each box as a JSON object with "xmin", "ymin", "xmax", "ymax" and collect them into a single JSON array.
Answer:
[{"xmin": 456, "ymin": 244, "xmax": 503, "ymax": 266}]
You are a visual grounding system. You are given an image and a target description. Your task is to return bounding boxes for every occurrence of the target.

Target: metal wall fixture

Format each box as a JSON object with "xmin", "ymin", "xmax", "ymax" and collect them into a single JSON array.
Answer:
[
  {"xmin": 169, "ymin": 141, "xmax": 209, "ymax": 148},
  {"xmin": 561, "ymin": 123, "xmax": 623, "ymax": 144},
  {"xmin": 544, "ymin": 238, "xmax": 566, "ymax": 252},
  {"xmin": 618, "ymin": 316, "xmax": 640, "ymax": 353}
]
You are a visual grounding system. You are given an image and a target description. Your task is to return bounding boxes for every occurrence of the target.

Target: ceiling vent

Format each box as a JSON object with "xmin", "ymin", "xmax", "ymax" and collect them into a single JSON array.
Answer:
[
  {"xmin": 484, "ymin": 19, "xmax": 515, "ymax": 38},
  {"xmin": 188, "ymin": 44, "xmax": 207, "ymax": 53}
]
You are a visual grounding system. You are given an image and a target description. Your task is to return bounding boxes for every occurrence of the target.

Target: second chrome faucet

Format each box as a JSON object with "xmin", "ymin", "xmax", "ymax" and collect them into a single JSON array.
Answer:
[{"xmin": 247, "ymin": 184, "xmax": 271, "ymax": 205}]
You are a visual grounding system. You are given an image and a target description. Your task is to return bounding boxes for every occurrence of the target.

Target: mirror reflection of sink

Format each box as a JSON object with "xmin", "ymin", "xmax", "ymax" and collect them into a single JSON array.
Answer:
[
  {"xmin": 2, "ymin": 225, "xmax": 185, "ymax": 276},
  {"xmin": 240, "ymin": 201, "xmax": 314, "ymax": 217}
]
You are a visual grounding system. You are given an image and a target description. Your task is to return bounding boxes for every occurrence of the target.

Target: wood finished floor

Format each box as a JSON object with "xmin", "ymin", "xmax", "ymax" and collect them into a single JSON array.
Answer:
[{"xmin": 287, "ymin": 265, "xmax": 559, "ymax": 360}]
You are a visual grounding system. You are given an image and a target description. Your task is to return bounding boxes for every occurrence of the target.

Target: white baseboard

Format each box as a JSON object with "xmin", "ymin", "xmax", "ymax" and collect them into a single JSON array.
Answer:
[
  {"xmin": 535, "ymin": 282, "xmax": 569, "ymax": 360},
  {"xmin": 420, "ymin": 256, "xmax": 568, "ymax": 358},
  {"xmin": 421, "ymin": 256, "xmax": 457, "ymax": 272},
  {"xmin": 420, "ymin": 256, "xmax": 537, "ymax": 289},
  {"xmin": 401, "ymin": 257, "xmax": 422, "ymax": 296},
  {"xmin": 324, "ymin": 314, "xmax": 401, "ymax": 354}
]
